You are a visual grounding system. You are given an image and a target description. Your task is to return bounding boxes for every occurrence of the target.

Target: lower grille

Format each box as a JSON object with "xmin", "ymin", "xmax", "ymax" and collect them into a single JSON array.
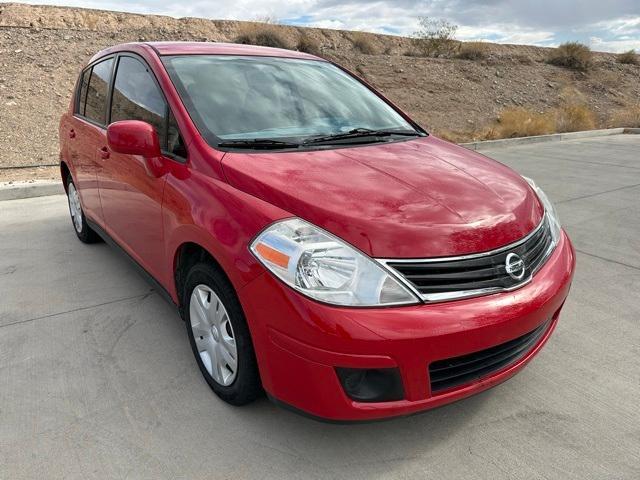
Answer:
[{"xmin": 429, "ymin": 321, "xmax": 549, "ymax": 393}]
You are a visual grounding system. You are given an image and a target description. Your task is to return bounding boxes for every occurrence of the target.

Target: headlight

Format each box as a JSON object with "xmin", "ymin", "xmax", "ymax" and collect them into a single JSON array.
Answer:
[
  {"xmin": 523, "ymin": 176, "xmax": 561, "ymax": 244},
  {"xmin": 250, "ymin": 218, "xmax": 419, "ymax": 306}
]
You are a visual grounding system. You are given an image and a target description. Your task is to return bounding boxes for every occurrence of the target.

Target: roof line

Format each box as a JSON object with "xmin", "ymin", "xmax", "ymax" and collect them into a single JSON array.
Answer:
[{"xmin": 145, "ymin": 42, "xmax": 161, "ymax": 56}]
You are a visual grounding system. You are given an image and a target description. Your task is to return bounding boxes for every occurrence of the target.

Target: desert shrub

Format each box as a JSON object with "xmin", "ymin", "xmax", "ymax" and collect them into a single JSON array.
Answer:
[
  {"xmin": 434, "ymin": 129, "xmax": 467, "ymax": 143},
  {"xmin": 617, "ymin": 49, "xmax": 639, "ymax": 65},
  {"xmin": 513, "ymin": 54, "xmax": 534, "ymax": 65},
  {"xmin": 355, "ymin": 65, "xmax": 368, "ymax": 79},
  {"xmin": 81, "ymin": 12, "xmax": 99, "ymax": 30},
  {"xmin": 554, "ymin": 103, "xmax": 597, "ymax": 132},
  {"xmin": 474, "ymin": 103, "xmax": 598, "ymax": 141},
  {"xmin": 557, "ymin": 86, "xmax": 589, "ymax": 105},
  {"xmin": 403, "ymin": 49, "xmax": 422, "ymax": 57},
  {"xmin": 252, "ymin": 14, "xmax": 280, "ymax": 24},
  {"xmin": 610, "ymin": 105, "xmax": 640, "ymax": 127},
  {"xmin": 412, "ymin": 17, "xmax": 459, "ymax": 57},
  {"xmin": 547, "ymin": 42, "xmax": 593, "ymax": 71},
  {"xmin": 235, "ymin": 26, "xmax": 288, "ymax": 49},
  {"xmin": 352, "ymin": 33, "xmax": 376, "ymax": 54},
  {"xmin": 296, "ymin": 33, "xmax": 321, "ymax": 56},
  {"xmin": 456, "ymin": 41, "xmax": 489, "ymax": 60},
  {"xmin": 490, "ymin": 108, "xmax": 556, "ymax": 138}
]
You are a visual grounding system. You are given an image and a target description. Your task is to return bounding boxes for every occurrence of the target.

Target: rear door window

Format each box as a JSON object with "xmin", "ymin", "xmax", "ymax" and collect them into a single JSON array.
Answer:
[{"xmin": 83, "ymin": 57, "xmax": 114, "ymax": 125}]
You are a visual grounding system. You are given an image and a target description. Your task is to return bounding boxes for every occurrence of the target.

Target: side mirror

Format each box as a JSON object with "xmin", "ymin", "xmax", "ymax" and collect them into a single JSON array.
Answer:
[{"xmin": 107, "ymin": 120, "xmax": 161, "ymax": 158}]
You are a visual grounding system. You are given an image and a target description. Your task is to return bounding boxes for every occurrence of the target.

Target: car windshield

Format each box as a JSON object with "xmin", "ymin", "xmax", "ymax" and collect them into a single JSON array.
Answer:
[{"xmin": 161, "ymin": 55, "xmax": 420, "ymax": 147}]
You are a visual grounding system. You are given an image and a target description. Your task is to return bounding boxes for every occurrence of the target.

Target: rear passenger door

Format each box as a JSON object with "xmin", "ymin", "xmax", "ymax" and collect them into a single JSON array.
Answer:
[
  {"xmin": 69, "ymin": 56, "xmax": 115, "ymax": 227},
  {"xmin": 97, "ymin": 53, "xmax": 186, "ymax": 279}
]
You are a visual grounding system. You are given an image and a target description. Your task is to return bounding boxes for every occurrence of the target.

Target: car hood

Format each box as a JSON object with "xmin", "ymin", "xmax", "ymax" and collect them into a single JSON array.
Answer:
[{"xmin": 221, "ymin": 136, "xmax": 544, "ymax": 258}]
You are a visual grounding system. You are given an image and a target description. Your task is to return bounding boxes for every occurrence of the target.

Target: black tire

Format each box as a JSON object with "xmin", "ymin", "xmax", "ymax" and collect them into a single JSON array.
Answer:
[
  {"xmin": 66, "ymin": 174, "xmax": 101, "ymax": 244},
  {"xmin": 183, "ymin": 262, "xmax": 262, "ymax": 405}
]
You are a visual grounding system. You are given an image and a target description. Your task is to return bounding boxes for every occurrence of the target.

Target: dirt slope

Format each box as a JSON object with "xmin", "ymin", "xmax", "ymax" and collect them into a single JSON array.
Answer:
[{"xmin": 1, "ymin": 2, "xmax": 639, "ymax": 181}]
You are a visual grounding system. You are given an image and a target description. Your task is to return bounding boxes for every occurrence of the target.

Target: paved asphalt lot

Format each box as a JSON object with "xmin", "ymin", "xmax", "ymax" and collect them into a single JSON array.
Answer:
[{"xmin": 1, "ymin": 134, "xmax": 639, "ymax": 479}]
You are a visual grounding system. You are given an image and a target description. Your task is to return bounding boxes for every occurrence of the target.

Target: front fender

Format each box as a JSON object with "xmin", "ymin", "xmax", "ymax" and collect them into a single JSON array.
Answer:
[{"xmin": 161, "ymin": 168, "xmax": 291, "ymax": 302}]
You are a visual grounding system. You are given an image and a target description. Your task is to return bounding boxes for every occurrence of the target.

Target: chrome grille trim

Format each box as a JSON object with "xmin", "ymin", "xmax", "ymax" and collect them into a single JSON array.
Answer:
[{"xmin": 376, "ymin": 214, "xmax": 557, "ymax": 303}]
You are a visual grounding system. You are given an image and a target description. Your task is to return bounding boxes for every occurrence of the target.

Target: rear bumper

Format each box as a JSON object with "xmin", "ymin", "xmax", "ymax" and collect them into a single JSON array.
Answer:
[{"xmin": 239, "ymin": 231, "xmax": 575, "ymax": 421}]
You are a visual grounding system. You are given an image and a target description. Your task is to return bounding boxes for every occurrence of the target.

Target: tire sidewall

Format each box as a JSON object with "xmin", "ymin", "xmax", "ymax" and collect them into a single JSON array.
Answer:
[
  {"xmin": 183, "ymin": 263, "xmax": 261, "ymax": 404},
  {"xmin": 66, "ymin": 174, "xmax": 99, "ymax": 243}
]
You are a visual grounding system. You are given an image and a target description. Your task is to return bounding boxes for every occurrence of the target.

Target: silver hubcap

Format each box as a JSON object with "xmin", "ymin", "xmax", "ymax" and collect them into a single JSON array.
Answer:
[
  {"xmin": 189, "ymin": 285, "xmax": 238, "ymax": 386},
  {"xmin": 68, "ymin": 184, "xmax": 83, "ymax": 233}
]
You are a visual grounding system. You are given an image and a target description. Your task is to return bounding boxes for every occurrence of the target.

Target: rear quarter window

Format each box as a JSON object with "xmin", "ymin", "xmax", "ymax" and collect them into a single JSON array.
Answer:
[{"xmin": 76, "ymin": 69, "xmax": 90, "ymax": 116}]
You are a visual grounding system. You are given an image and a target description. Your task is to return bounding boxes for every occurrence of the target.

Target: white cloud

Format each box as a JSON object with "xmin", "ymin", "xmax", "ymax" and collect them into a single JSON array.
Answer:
[
  {"xmin": 300, "ymin": 2, "xmax": 420, "ymax": 35},
  {"xmin": 592, "ymin": 16, "xmax": 640, "ymax": 35},
  {"xmin": 589, "ymin": 36, "xmax": 640, "ymax": 52},
  {"xmin": 457, "ymin": 25, "xmax": 556, "ymax": 45},
  {"xmin": 306, "ymin": 19, "xmax": 348, "ymax": 30}
]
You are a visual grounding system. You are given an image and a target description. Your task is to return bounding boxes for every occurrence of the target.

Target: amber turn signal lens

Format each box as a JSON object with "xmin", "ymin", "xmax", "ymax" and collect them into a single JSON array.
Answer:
[{"xmin": 255, "ymin": 242, "xmax": 290, "ymax": 269}]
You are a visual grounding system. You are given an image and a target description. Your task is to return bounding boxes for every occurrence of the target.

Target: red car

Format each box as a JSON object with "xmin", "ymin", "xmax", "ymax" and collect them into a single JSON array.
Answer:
[{"xmin": 59, "ymin": 42, "xmax": 575, "ymax": 422}]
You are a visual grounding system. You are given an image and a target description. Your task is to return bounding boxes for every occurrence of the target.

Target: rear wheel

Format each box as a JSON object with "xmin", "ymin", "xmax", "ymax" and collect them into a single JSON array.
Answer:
[
  {"xmin": 183, "ymin": 262, "xmax": 262, "ymax": 405},
  {"xmin": 66, "ymin": 175, "xmax": 100, "ymax": 243}
]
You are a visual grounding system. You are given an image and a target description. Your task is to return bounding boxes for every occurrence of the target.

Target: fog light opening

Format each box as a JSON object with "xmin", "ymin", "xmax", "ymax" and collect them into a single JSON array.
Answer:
[{"xmin": 336, "ymin": 367, "xmax": 404, "ymax": 403}]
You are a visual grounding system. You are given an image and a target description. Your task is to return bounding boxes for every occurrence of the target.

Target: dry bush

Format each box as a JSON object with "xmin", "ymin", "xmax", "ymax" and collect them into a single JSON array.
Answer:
[
  {"xmin": 355, "ymin": 65, "xmax": 368, "ymax": 79},
  {"xmin": 456, "ymin": 41, "xmax": 489, "ymax": 60},
  {"xmin": 351, "ymin": 33, "xmax": 376, "ymax": 54},
  {"xmin": 557, "ymin": 85, "xmax": 588, "ymax": 105},
  {"xmin": 252, "ymin": 14, "xmax": 280, "ymax": 24},
  {"xmin": 597, "ymin": 71, "xmax": 620, "ymax": 89},
  {"xmin": 554, "ymin": 103, "xmax": 597, "ymax": 132},
  {"xmin": 296, "ymin": 33, "xmax": 321, "ymax": 56},
  {"xmin": 610, "ymin": 105, "xmax": 640, "ymax": 127},
  {"xmin": 434, "ymin": 129, "xmax": 467, "ymax": 143},
  {"xmin": 474, "ymin": 103, "xmax": 598, "ymax": 141},
  {"xmin": 235, "ymin": 25, "xmax": 288, "ymax": 49},
  {"xmin": 81, "ymin": 12, "xmax": 99, "ymax": 30},
  {"xmin": 513, "ymin": 54, "xmax": 534, "ymax": 65},
  {"xmin": 489, "ymin": 108, "xmax": 556, "ymax": 138},
  {"xmin": 547, "ymin": 42, "xmax": 593, "ymax": 71},
  {"xmin": 403, "ymin": 48, "xmax": 422, "ymax": 57},
  {"xmin": 617, "ymin": 49, "xmax": 639, "ymax": 65},
  {"xmin": 411, "ymin": 17, "xmax": 459, "ymax": 57}
]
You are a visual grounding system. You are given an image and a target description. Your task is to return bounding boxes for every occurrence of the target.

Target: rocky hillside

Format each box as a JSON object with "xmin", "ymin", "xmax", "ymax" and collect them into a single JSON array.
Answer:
[{"xmin": 1, "ymin": 2, "xmax": 639, "ymax": 181}]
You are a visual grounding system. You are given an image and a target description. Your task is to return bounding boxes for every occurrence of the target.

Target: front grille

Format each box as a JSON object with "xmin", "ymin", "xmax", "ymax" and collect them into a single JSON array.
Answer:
[
  {"xmin": 384, "ymin": 215, "xmax": 554, "ymax": 302},
  {"xmin": 429, "ymin": 321, "xmax": 549, "ymax": 393}
]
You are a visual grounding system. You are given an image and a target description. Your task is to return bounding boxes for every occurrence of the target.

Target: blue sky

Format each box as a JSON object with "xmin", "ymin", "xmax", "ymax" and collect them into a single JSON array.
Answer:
[{"xmin": 6, "ymin": 0, "xmax": 640, "ymax": 52}]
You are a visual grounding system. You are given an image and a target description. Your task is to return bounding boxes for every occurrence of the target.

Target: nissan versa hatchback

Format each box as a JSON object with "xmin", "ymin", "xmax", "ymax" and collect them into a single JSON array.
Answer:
[{"xmin": 59, "ymin": 42, "xmax": 575, "ymax": 421}]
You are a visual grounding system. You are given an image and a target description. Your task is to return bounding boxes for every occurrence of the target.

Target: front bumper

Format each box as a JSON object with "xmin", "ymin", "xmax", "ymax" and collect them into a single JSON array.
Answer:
[{"xmin": 238, "ymin": 230, "xmax": 575, "ymax": 421}]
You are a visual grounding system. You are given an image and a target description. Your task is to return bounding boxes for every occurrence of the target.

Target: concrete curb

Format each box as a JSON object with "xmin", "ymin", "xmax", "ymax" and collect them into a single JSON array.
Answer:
[
  {"xmin": 461, "ymin": 128, "xmax": 640, "ymax": 151},
  {"xmin": 0, "ymin": 181, "xmax": 64, "ymax": 201},
  {"xmin": 1, "ymin": 128, "xmax": 639, "ymax": 201}
]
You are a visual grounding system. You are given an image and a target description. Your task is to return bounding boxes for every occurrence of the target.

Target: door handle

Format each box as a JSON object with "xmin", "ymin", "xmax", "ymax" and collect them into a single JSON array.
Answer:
[
  {"xmin": 69, "ymin": 129, "xmax": 76, "ymax": 139},
  {"xmin": 99, "ymin": 146, "xmax": 110, "ymax": 160}
]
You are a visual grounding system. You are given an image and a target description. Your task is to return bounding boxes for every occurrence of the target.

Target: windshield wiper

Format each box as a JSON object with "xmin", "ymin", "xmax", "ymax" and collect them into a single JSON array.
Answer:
[
  {"xmin": 218, "ymin": 138, "xmax": 301, "ymax": 149},
  {"xmin": 302, "ymin": 128, "xmax": 421, "ymax": 145}
]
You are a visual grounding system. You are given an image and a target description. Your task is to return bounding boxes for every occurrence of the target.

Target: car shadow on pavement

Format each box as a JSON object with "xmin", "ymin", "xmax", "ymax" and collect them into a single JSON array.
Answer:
[{"xmin": 218, "ymin": 386, "xmax": 491, "ymax": 469}]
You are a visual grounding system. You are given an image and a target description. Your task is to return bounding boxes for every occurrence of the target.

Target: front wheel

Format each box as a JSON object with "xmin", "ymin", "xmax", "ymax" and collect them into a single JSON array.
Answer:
[
  {"xmin": 183, "ymin": 262, "xmax": 262, "ymax": 405},
  {"xmin": 66, "ymin": 175, "xmax": 100, "ymax": 243}
]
